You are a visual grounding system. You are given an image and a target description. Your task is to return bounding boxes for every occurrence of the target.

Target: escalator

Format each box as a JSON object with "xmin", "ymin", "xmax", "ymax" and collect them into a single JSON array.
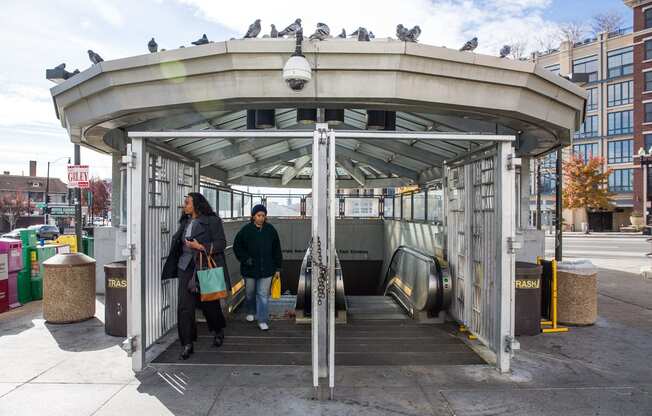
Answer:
[{"xmin": 153, "ymin": 245, "xmax": 483, "ymax": 367}]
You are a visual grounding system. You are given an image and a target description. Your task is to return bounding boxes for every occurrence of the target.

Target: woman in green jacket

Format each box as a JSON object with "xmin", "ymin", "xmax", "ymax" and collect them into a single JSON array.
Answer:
[{"xmin": 233, "ymin": 204, "xmax": 282, "ymax": 330}]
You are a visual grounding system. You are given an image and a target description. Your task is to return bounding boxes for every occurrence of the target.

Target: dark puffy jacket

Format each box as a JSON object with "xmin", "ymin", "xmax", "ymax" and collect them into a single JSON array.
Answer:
[
  {"xmin": 233, "ymin": 222, "xmax": 282, "ymax": 279},
  {"xmin": 161, "ymin": 214, "xmax": 230, "ymax": 289}
]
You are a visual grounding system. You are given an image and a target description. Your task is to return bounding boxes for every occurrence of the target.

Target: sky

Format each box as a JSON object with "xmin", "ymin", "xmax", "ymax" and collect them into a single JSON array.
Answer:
[{"xmin": 0, "ymin": 0, "xmax": 632, "ymax": 183}]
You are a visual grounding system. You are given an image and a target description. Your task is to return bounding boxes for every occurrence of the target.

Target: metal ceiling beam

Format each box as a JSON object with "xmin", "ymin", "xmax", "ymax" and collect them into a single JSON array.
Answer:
[
  {"xmin": 281, "ymin": 155, "xmax": 311, "ymax": 185},
  {"xmin": 336, "ymin": 156, "xmax": 366, "ymax": 187},
  {"xmin": 227, "ymin": 142, "xmax": 313, "ymax": 181},
  {"xmin": 128, "ymin": 130, "xmax": 514, "ymax": 142},
  {"xmin": 336, "ymin": 146, "xmax": 418, "ymax": 182},
  {"xmin": 234, "ymin": 175, "xmax": 411, "ymax": 189},
  {"xmin": 353, "ymin": 138, "xmax": 447, "ymax": 165},
  {"xmin": 198, "ymin": 138, "xmax": 290, "ymax": 167}
]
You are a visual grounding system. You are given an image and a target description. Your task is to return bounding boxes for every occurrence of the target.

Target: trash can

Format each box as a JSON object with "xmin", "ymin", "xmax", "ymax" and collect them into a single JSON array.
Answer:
[
  {"xmin": 17, "ymin": 269, "xmax": 31, "ymax": 304},
  {"xmin": 557, "ymin": 259, "xmax": 597, "ymax": 326},
  {"xmin": 515, "ymin": 262, "xmax": 542, "ymax": 336},
  {"xmin": 82, "ymin": 236, "xmax": 94, "ymax": 258},
  {"xmin": 104, "ymin": 261, "xmax": 127, "ymax": 337},
  {"xmin": 42, "ymin": 253, "xmax": 96, "ymax": 323}
]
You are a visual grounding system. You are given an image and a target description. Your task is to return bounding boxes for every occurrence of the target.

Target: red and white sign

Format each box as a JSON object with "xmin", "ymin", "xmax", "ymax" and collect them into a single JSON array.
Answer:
[{"xmin": 67, "ymin": 165, "xmax": 90, "ymax": 189}]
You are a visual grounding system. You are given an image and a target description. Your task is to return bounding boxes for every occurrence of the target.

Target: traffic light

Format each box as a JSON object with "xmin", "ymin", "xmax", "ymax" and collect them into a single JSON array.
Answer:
[{"xmin": 46, "ymin": 195, "xmax": 51, "ymax": 203}]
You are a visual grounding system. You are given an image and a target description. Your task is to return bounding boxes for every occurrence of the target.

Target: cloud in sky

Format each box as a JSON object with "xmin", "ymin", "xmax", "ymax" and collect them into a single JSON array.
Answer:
[
  {"xmin": 0, "ymin": 0, "xmax": 584, "ymax": 181},
  {"xmin": 178, "ymin": 0, "xmax": 561, "ymax": 54}
]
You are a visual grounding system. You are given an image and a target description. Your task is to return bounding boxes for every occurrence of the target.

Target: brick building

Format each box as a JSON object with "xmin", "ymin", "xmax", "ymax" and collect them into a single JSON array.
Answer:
[
  {"xmin": 625, "ymin": 0, "xmax": 652, "ymax": 224},
  {"xmin": 0, "ymin": 161, "xmax": 68, "ymax": 231}
]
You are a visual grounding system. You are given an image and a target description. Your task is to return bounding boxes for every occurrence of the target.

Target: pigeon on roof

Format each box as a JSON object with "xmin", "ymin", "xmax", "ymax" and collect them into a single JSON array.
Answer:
[
  {"xmin": 191, "ymin": 34, "xmax": 209, "ymax": 45},
  {"xmin": 270, "ymin": 24, "xmax": 278, "ymax": 38},
  {"xmin": 499, "ymin": 45, "xmax": 511, "ymax": 58},
  {"xmin": 278, "ymin": 18, "xmax": 302, "ymax": 37},
  {"xmin": 309, "ymin": 22, "xmax": 330, "ymax": 41},
  {"xmin": 460, "ymin": 37, "xmax": 478, "ymax": 52},
  {"xmin": 244, "ymin": 19, "xmax": 261, "ymax": 38},
  {"xmin": 337, "ymin": 28, "xmax": 346, "ymax": 38},
  {"xmin": 148, "ymin": 37, "xmax": 158, "ymax": 53},
  {"xmin": 396, "ymin": 24, "xmax": 408, "ymax": 41},
  {"xmin": 87, "ymin": 50, "xmax": 103, "ymax": 64},
  {"xmin": 405, "ymin": 26, "xmax": 421, "ymax": 42}
]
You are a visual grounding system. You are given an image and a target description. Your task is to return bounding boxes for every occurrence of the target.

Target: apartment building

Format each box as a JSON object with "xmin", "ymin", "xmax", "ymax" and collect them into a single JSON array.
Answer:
[{"xmin": 532, "ymin": 26, "xmax": 635, "ymax": 231}]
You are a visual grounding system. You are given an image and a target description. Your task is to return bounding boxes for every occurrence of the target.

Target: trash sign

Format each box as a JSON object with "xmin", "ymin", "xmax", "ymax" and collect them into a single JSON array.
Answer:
[{"xmin": 67, "ymin": 165, "xmax": 89, "ymax": 188}]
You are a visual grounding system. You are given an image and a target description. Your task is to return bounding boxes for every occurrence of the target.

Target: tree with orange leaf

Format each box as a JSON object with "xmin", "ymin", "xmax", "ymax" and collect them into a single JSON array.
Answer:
[{"xmin": 562, "ymin": 154, "xmax": 613, "ymax": 214}]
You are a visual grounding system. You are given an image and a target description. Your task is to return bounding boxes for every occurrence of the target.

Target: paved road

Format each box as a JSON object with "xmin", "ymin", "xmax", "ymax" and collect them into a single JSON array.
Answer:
[{"xmin": 545, "ymin": 235, "xmax": 651, "ymax": 274}]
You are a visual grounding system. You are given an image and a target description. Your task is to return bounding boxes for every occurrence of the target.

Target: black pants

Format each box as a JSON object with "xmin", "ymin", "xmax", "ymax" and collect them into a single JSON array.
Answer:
[{"xmin": 177, "ymin": 265, "xmax": 226, "ymax": 346}]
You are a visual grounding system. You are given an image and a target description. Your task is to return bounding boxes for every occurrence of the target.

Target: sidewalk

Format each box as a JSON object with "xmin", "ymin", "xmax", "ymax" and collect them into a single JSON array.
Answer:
[
  {"xmin": 547, "ymin": 231, "xmax": 647, "ymax": 238},
  {"xmin": 1, "ymin": 273, "xmax": 652, "ymax": 415}
]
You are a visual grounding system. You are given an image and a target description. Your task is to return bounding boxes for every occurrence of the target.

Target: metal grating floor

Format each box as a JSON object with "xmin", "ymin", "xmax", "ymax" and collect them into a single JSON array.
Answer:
[{"xmin": 153, "ymin": 296, "xmax": 485, "ymax": 366}]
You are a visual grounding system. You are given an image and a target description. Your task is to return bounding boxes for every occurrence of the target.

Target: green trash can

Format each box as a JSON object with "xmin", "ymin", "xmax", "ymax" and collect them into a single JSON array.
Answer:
[
  {"xmin": 19, "ymin": 229, "xmax": 37, "ymax": 248},
  {"xmin": 82, "ymin": 236, "xmax": 94, "ymax": 258},
  {"xmin": 31, "ymin": 273, "xmax": 43, "ymax": 300},
  {"xmin": 36, "ymin": 246, "xmax": 58, "ymax": 277},
  {"xmin": 17, "ymin": 269, "xmax": 32, "ymax": 304}
]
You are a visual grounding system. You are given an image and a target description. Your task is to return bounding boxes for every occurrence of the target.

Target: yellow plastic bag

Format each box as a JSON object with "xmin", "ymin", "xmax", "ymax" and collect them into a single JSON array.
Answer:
[{"xmin": 271, "ymin": 274, "xmax": 281, "ymax": 299}]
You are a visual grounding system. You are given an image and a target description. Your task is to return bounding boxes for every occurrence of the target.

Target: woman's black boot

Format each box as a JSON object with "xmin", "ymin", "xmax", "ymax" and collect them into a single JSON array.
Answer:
[
  {"xmin": 213, "ymin": 329, "xmax": 225, "ymax": 347},
  {"xmin": 179, "ymin": 343, "xmax": 194, "ymax": 360}
]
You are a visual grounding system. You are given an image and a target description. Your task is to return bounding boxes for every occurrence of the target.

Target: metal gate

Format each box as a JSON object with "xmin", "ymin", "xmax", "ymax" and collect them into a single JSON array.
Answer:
[
  {"xmin": 445, "ymin": 142, "xmax": 516, "ymax": 372},
  {"xmin": 125, "ymin": 137, "xmax": 198, "ymax": 371}
]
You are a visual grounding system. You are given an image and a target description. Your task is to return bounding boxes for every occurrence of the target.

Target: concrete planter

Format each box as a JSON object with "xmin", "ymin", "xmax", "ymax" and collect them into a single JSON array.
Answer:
[{"xmin": 630, "ymin": 215, "xmax": 645, "ymax": 228}]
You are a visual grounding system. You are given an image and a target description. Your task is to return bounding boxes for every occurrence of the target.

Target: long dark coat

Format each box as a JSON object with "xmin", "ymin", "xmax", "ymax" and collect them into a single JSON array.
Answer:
[{"xmin": 161, "ymin": 214, "xmax": 231, "ymax": 290}]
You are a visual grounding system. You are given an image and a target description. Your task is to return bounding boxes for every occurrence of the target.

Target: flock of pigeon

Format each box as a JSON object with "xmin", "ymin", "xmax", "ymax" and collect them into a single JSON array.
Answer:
[{"xmin": 69, "ymin": 19, "xmax": 512, "ymax": 75}]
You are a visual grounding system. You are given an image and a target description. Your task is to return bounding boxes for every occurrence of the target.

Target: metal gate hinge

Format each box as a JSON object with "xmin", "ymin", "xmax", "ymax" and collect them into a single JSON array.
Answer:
[
  {"xmin": 121, "ymin": 152, "xmax": 136, "ymax": 169},
  {"xmin": 121, "ymin": 336, "xmax": 136, "ymax": 356},
  {"xmin": 122, "ymin": 243, "xmax": 135, "ymax": 260},
  {"xmin": 507, "ymin": 154, "xmax": 522, "ymax": 170},
  {"xmin": 507, "ymin": 236, "xmax": 522, "ymax": 253},
  {"xmin": 505, "ymin": 335, "xmax": 520, "ymax": 353}
]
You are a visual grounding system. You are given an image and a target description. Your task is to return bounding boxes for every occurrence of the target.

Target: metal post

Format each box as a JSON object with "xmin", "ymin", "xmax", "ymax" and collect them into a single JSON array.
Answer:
[
  {"xmin": 74, "ymin": 145, "xmax": 82, "ymax": 248},
  {"xmin": 555, "ymin": 148, "xmax": 563, "ymax": 261},
  {"xmin": 536, "ymin": 161, "xmax": 542, "ymax": 231},
  {"xmin": 327, "ymin": 128, "xmax": 336, "ymax": 399},
  {"xmin": 45, "ymin": 161, "xmax": 51, "ymax": 224},
  {"xmin": 644, "ymin": 164, "xmax": 649, "ymax": 225}
]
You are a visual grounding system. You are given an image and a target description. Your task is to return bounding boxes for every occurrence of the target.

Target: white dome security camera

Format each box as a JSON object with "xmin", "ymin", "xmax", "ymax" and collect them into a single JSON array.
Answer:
[{"xmin": 282, "ymin": 55, "xmax": 311, "ymax": 91}]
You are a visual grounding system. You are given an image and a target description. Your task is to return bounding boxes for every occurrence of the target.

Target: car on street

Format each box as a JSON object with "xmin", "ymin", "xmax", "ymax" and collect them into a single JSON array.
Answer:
[
  {"xmin": 0, "ymin": 227, "xmax": 28, "ymax": 240},
  {"xmin": 28, "ymin": 224, "xmax": 60, "ymax": 240}
]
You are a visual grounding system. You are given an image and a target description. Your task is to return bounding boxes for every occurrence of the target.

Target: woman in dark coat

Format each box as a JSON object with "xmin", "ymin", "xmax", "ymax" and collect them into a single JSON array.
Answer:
[
  {"xmin": 161, "ymin": 192, "xmax": 228, "ymax": 360},
  {"xmin": 233, "ymin": 204, "xmax": 282, "ymax": 331}
]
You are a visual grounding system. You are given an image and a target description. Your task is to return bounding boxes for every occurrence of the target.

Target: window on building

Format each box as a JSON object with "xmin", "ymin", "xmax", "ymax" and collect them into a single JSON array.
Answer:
[
  {"xmin": 573, "ymin": 143, "xmax": 599, "ymax": 163},
  {"xmin": 573, "ymin": 55, "xmax": 598, "ymax": 82},
  {"xmin": 545, "ymin": 64, "xmax": 560, "ymax": 76},
  {"xmin": 575, "ymin": 115, "xmax": 599, "ymax": 138},
  {"xmin": 608, "ymin": 169, "xmax": 634, "ymax": 192},
  {"xmin": 607, "ymin": 47, "xmax": 633, "ymax": 78},
  {"xmin": 586, "ymin": 88, "xmax": 598, "ymax": 111},
  {"xmin": 646, "ymin": 8, "xmax": 652, "ymax": 30},
  {"xmin": 646, "ymin": 40, "xmax": 652, "ymax": 61},
  {"xmin": 646, "ymin": 72, "xmax": 652, "ymax": 92},
  {"xmin": 646, "ymin": 103, "xmax": 652, "ymax": 123},
  {"xmin": 607, "ymin": 110, "xmax": 633, "ymax": 135},
  {"xmin": 607, "ymin": 81, "xmax": 633, "ymax": 107},
  {"xmin": 607, "ymin": 139, "xmax": 633, "ymax": 164},
  {"xmin": 645, "ymin": 134, "xmax": 652, "ymax": 151}
]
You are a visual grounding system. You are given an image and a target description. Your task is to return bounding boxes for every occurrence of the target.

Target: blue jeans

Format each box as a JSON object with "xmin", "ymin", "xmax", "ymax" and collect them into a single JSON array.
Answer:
[{"xmin": 245, "ymin": 277, "xmax": 272, "ymax": 324}]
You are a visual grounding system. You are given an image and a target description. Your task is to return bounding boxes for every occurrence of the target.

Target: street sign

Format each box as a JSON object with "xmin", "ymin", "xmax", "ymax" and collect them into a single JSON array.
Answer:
[
  {"xmin": 67, "ymin": 165, "xmax": 90, "ymax": 188},
  {"xmin": 49, "ymin": 206, "xmax": 76, "ymax": 217},
  {"xmin": 36, "ymin": 203, "xmax": 46, "ymax": 209}
]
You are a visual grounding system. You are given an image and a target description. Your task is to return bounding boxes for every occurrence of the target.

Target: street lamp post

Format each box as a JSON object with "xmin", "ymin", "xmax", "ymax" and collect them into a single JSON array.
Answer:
[
  {"xmin": 45, "ymin": 156, "xmax": 71, "ymax": 224},
  {"xmin": 634, "ymin": 147, "xmax": 652, "ymax": 227}
]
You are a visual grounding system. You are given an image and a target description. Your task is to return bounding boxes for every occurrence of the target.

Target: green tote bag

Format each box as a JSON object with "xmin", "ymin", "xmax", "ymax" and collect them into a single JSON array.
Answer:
[{"xmin": 196, "ymin": 250, "xmax": 228, "ymax": 302}]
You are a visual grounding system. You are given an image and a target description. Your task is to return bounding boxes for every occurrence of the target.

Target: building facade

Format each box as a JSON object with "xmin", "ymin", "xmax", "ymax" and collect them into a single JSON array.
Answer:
[
  {"xmin": 532, "ymin": 26, "xmax": 636, "ymax": 231},
  {"xmin": 625, "ymin": 0, "xmax": 652, "ymax": 225}
]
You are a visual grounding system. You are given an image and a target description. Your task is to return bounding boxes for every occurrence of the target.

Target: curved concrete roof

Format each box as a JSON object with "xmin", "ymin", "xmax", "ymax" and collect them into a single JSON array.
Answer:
[{"xmin": 50, "ymin": 38, "xmax": 586, "ymax": 186}]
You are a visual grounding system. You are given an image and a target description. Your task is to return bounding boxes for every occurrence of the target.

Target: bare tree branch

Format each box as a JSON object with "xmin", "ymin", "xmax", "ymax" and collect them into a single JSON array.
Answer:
[
  {"xmin": 591, "ymin": 11, "xmax": 625, "ymax": 35},
  {"xmin": 558, "ymin": 21, "xmax": 587, "ymax": 44},
  {"xmin": 508, "ymin": 40, "xmax": 528, "ymax": 60}
]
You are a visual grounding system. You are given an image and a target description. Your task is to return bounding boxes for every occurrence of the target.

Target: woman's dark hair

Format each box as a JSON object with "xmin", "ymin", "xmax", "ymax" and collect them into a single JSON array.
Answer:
[{"xmin": 179, "ymin": 192, "xmax": 216, "ymax": 222}]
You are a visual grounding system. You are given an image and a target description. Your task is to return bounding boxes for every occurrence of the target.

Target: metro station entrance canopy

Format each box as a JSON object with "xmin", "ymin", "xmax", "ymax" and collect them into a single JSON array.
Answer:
[
  {"xmin": 49, "ymin": 37, "xmax": 586, "ymax": 392},
  {"xmin": 50, "ymin": 38, "xmax": 585, "ymax": 188}
]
